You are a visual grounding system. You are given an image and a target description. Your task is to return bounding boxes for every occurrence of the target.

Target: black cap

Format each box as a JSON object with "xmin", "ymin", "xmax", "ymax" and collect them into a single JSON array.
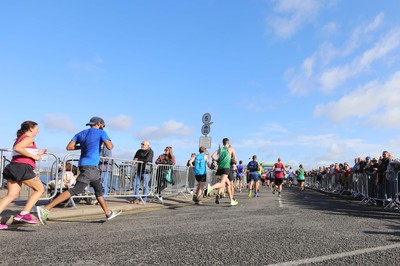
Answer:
[{"xmin": 86, "ymin": 116, "xmax": 105, "ymax": 126}]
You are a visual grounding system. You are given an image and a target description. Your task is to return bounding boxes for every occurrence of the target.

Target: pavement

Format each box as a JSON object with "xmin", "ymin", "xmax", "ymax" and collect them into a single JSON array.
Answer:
[
  {"xmin": 0, "ymin": 189, "xmax": 194, "ymax": 223},
  {"xmin": 1, "ymin": 186, "xmax": 400, "ymax": 265}
]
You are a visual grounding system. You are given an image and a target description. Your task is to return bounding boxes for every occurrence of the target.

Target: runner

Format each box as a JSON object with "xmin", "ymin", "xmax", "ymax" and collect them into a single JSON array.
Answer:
[
  {"xmin": 37, "ymin": 117, "xmax": 122, "ymax": 225},
  {"xmin": 236, "ymin": 160, "xmax": 245, "ymax": 192},
  {"xmin": 272, "ymin": 157, "xmax": 286, "ymax": 198},
  {"xmin": 247, "ymin": 155, "xmax": 260, "ymax": 198},
  {"xmin": 288, "ymin": 167, "xmax": 294, "ymax": 188},
  {"xmin": 0, "ymin": 121, "xmax": 46, "ymax": 229},
  {"xmin": 206, "ymin": 138, "xmax": 238, "ymax": 206},
  {"xmin": 189, "ymin": 146, "xmax": 210, "ymax": 205},
  {"xmin": 297, "ymin": 164, "xmax": 305, "ymax": 192}
]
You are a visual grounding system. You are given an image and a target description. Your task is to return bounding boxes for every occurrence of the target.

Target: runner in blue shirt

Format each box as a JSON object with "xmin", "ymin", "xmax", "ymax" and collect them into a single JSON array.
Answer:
[{"xmin": 37, "ymin": 117, "xmax": 122, "ymax": 224}]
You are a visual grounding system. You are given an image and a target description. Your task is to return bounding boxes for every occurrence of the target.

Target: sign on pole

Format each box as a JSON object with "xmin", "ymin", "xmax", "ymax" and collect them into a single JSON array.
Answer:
[{"xmin": 199, "ymin": 136, "xmax": 212, "ymax": 149}]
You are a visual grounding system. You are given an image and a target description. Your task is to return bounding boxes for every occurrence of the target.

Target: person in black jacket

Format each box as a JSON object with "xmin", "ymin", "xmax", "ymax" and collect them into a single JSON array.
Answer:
[{"xmin": 131, "ymin": 140, "xmax": 154, "ymax": 204}]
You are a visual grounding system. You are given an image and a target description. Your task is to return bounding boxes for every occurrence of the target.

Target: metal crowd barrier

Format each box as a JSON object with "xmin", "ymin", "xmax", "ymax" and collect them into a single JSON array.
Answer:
[
  {"xmin": 306, "ymin": 167, "xmax": 400, "ymax": 212},
  {"xmin": 57, "ymin": 154, "xmax": 197, "ymax": 208},
  {"xmin": 0, "ymin": 148, "xmax": 59, "ymax": 200}
]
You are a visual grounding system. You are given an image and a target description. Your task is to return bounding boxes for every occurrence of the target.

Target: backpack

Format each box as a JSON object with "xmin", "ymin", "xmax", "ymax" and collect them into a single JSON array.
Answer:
[
  {"xmin": 248, "ymin": 161, "xmax": 258, "ymax": 172},
  {"xmin": 194, "ymin": 154, "xmax": 206, "ymax": 175}
]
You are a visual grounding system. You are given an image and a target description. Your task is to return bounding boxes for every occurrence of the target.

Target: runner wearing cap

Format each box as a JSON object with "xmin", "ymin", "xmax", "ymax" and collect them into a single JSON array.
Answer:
[{"xmin": 37, "ymin": 117, "xmax": 122, "ymax": 224}]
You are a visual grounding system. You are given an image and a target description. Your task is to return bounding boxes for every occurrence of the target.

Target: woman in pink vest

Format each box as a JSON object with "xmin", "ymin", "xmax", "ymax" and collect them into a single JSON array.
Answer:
[{"xmin": 0, "ymin": 121, "xmax": 46, "ymax": 229}]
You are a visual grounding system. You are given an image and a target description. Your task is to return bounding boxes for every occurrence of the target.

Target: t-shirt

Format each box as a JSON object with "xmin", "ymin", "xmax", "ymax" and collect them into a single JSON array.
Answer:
[
  {"xmin": 72, "ymin": 128, "xmax": 111, "ymax": 167},
  {"xmin": 247, "ymin": 160, "xmax": 259, "ymax": 173},
  {"xmin": 218, "ymin": 147, "xmax": 231, "ymax": 169},
  {"xmin": 237, "ymin": 164, "xmax": 244, "ymax": 176},
  {"xmin": 274, "ymin": 162, "xmax": 284, "ymax": 178}
]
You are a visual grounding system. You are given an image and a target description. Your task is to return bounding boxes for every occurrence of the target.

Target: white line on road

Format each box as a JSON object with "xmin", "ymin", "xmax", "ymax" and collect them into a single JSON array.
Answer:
[
  {"xmin": 278, "ymin": 198, "xmax": 283, "ymax": 208},
  {"xmin": 267, "ymin": 243, "xmax": 400, "ymax": 266}
]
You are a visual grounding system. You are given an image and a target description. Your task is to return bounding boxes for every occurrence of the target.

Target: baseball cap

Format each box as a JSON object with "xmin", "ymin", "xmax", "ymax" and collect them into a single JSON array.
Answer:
[
  {"xmin": 86, "ymin": 116, "xmax": 105, "ymax": 126},
  {"xmin": 366, "ymin": 156, "xmax": 371, "ymax": 161}
]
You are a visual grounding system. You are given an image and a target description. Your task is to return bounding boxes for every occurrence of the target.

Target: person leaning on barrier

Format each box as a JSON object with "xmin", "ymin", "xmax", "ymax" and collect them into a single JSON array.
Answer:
[
  {"xmin": 37, "ymin": 117, "xmax": 122, "ymax": 225},
  {"xmin": 131, "ymin": 140, "xmax": 154, "ymax": 205},
  {"xmin": 154, "ymin": 146, "xmax": 176, "ymax": 202}
]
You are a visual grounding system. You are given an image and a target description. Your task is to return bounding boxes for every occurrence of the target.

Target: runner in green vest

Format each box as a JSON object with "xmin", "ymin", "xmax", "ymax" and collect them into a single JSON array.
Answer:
[
  {"xmin": 206, "ymin": 138, "xmax": 238, "ymax": 206},
  {"xmin": 297, "ymin": 164, "xmax": 305, "ymax": 192}
]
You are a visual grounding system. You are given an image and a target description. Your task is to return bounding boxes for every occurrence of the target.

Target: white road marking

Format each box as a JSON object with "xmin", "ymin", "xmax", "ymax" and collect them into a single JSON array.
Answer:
[
  {"xmin": 267, "ymin": 243, "xmax": 400, "ymax": 266},
  {"xmin": 278, "ymin": 198, "xmax": 283, "ymax": 208}
]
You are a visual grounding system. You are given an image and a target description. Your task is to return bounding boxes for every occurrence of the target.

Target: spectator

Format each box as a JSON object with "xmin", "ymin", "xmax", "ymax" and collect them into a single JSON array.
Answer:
[
  {"xmin": 47, "ymin": 162, "xmax": 76, "ymax": 190},
  {"xmin": 155, "ymin": 146, "xmax": 176, "ymax": 202},
  {"xmin": 100, "ymin": 144, "xmax": 112, "ymax": 197},
  {"xmin": 131, "ymin": 140, "xmax": 154, "ymax": 204},
  {"xmin": 187, "ymin": 153, "xmax": 196, "ymax": 167}
]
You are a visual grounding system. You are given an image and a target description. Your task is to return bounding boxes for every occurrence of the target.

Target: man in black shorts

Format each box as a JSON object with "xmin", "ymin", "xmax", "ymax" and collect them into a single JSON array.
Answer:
[{"xmin": 189, "ymin": 146, "xmax": 210, "ymax": 205}]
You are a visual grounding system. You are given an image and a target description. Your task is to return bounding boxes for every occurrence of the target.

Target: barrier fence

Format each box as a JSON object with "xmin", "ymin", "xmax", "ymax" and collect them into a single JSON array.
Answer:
[
  {"xmin": 305, "ymin": 163, "xmax": 400, "ymax": 211},
  {"xmin": 0, "ymin": 148, "xmax": 59, "ymax": 201}
]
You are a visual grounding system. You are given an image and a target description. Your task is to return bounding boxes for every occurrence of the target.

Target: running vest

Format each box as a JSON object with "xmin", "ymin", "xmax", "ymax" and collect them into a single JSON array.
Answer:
[
  {"xmin": 237, "ymin": 164, "xmax": 244, "ymax": 175},
  {"xmin": 194, "ymin": 153, "xmax": 206, "ymax": 175},
  {"xmin": 274, "ymin": 162, "xmax": 284, "ymax": 178},
  {"xmin": 218, "ymin": 147, "xmax": 231, "ymax": 169},
  {"xmin": 298, "ymin": 169, "xmax": 305, "ymax": 181},
  {"xmin": 12, "ymin": 135, "xmax": 37, "ymax": 169}
]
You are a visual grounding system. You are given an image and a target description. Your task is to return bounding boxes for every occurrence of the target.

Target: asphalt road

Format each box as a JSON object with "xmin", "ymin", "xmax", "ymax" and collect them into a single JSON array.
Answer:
[{"xmin": 1, "ymin": 185, "xmax": 400, "ymax": 266}]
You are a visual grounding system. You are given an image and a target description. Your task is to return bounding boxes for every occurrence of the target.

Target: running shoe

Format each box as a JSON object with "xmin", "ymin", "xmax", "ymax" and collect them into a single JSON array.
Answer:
[
  {"xmin": 248, "ymin": 190, "xmax": 253, "ymax": 198},
  {"xmin": 192, "ymin": 194, "xmax": 197, "ymax": 202},
  {"xmin": 36, "ymin": 206, "xmax": 49, "ymax": 225},
  {"xmin": 230, "ymin": 200, "xmax": 238, "ymax": 206},
  {"xmin": 106, "ymin": 210, "xmax": 122, "ymax": 220},
  {"xmin": 254, "ymin": 192, "xmax": 259, "ymax": 198},
  {"xmin": 215, "ymin": 195, "xmax": 220, "ymax": 204},
  {"xmin": 14, "ymin": 213, "xmax": 39, "ymax": 224},
  {"xmin": 0, "ymin": 224, "xmax": 8, "ymax": 230},
  {"xmin": 278, "ymin": 192, "xmax": 282, "ymax": 198},
  {"xmin": 206, "ymin": 184, "xmax": 212, "ymax": 197},
  {"xmin": 272, "ymin": 189, "xmax": 276, "ymax": 195},
  {"xmin": 195, "ymin": 201, "xmax": 203, "ymax": 205}
]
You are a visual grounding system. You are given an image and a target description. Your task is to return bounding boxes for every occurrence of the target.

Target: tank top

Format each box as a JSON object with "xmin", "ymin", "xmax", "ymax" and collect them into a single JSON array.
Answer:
[
  {"xmin": 12, "ymin": 135, "xmax": 37, "ymax": 169},
  {"xmin": 194, "ymin": 153, "xmax": 206, "ymax": 175},
  {"xmin": 218, "ymin": 146, "xmax": 231, "ymax": 169},
  {"xmin": 298, "ymin": 169, "xmax": 305, "ymax": 180},
  {"xmin": 274, "ymin": 162, "xmax": 284, "ymax": 178}
]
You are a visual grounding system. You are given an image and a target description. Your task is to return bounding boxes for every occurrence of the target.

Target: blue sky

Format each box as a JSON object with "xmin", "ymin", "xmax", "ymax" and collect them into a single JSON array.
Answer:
[{"xmin": 1, "ymin": 0, "xmax": 400, "ymax": 168}]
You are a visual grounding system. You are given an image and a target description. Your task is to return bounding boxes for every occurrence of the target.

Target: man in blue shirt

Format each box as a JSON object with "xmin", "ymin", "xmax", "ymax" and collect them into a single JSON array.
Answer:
[{"xmin": 37, "ymin": 117, "xmax": 121, "ymax": 224}]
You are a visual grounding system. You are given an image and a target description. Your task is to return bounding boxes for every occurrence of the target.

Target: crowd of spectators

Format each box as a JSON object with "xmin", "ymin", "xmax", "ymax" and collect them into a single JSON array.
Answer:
[{"xmin": 309, "ymin": 151, "xmax": 396, "ymax": 200}]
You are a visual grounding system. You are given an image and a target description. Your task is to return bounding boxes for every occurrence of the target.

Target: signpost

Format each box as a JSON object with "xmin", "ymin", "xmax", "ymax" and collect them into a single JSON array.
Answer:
[{"xmin": 199, "ymin": 113, "xmax": 213, "ymax": 149}]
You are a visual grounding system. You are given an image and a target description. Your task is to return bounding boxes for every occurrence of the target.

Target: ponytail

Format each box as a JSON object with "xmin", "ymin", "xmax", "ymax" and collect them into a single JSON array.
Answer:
[{"xmin": 16, "ymin": 121, "xmax": 38, "ymax": 138}]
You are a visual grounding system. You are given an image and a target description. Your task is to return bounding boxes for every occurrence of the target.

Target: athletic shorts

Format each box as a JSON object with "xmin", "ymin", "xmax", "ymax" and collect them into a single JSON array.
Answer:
[
  {"xmin": 298, "ymin": 179, "xmax": 305, "ymax": 183},
  {"xmin": 3, "ymin": 163, "xmax": 36, "ymax": 182},
  {"xmin": 274, "ymin": 178, "xmax": 284, "ymax": 186},
  {"xmin": 237, "ymin": 173, "xmax": 244, "ymax": 180},
  {"xmin": 69, "ymin": 166, "xmax": 103, "ymax": 197},
  {"xmin": 216, "ymin": 168, "xmax": 230, "ymax": 176},
  {"xmin": 228, "ymin": 170, "xmax": 235, "ymax": 182},
  {"xmin": 195, "ymin": 174, "xmax": 207, "ymax": 183},
  {"xmin": 248, "ymin": 172, "xmax": 259, "ymax": 183}
]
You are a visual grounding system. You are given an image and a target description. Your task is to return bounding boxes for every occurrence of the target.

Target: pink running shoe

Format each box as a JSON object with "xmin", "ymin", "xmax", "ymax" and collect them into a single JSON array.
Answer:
[
  {"xmin": 0, "ymin": 224, "xmax": 8, "ymax": 230},
  {"xmin": 14, "ymin": 214, "xmax": 39, "ymax": 224}
]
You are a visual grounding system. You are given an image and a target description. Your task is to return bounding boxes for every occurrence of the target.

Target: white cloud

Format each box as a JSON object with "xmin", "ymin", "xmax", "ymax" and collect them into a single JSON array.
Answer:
[
  {"xmin": 69, "ymin": 55, "xmax": 103, "ymax": 73},
  {"xmin": 43, "ymin": 114, "xmax": 77, "ymax": 134},
  {"xmin": 320, "ymin": 27, "xmax": 400, "ymax": 91},
  {"xmin": 315, "ymin": 70, "xmax": 400, "ymax": 127},
  {"xmin": 322, "ymin": 21, "xmax": 338, "ymax": 35},
  {"xmin": 136, "ymin": 120, "xmax": 193, "ymax": 140},
  {"xmin": 269, "ymin": 0, "xmax": 323, "ymax": 39},
  {"xmin": 286, "ymin": 13, "xmax": 400, "ymax": 95},
  {"xmin": 107, "ymin": 114, "xmax": 133, "ymax": 131}
]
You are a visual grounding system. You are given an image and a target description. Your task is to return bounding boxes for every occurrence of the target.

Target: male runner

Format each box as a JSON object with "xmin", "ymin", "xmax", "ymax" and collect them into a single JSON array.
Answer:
[
  {"xmin": 37, "ymin": 117, "xmax": 121, "ymax": 224},
  {"xmin": 272, "ymin": 157, "xmax": 286, "ymax": 198},
  {"xmin": 189, "ymin": 146, "xmax": 210, "ymax": 205},
  {"xmin": 236, "ymin": 160, "xmax": 245, "ymax": 192},
  {"xmin": 247, "ymin": 155, "xmax": 260, "ymax": 198},
  {"xmin": 206, "ymin": 138, "xmax": 238, "ymax": 206}
]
